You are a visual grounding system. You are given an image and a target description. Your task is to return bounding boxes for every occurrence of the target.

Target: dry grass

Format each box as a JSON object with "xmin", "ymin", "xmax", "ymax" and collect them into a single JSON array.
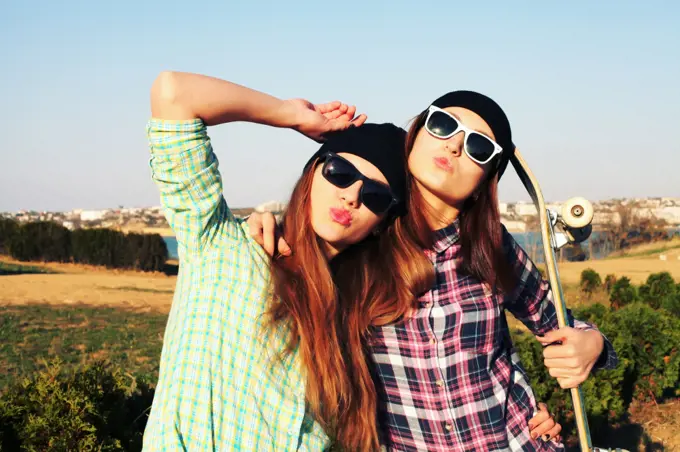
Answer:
[
  {"xmin": 607, "ymin": 236, "xmax": 680, "ymax": 258},
  {"xmin": 558, "ymin": 257, "xmax": 680, "ymax": 285},
  {"xmin": 629, "ymin": 399, "xmax": 680, "ymax": 451},
  {"xmin": 556, "ymin": 237, "xmax": 680, "ymax": 285},
  {"xmin": 0, "ymin": 256, "xmax": 175, "ymax": 312},
  {"xmin": 119, "ymin": 225, "xmax": 174, "ymax": 237}
]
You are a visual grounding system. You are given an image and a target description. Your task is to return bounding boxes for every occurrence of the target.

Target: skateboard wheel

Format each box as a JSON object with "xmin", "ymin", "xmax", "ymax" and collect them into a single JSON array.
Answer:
[
  {"xmin": 561, "ymin": 197, "xmax": 593, "ymax": 229},
  {"xmin": 566, "ymin": 223, "xmax": 592, "ymax": 244}
]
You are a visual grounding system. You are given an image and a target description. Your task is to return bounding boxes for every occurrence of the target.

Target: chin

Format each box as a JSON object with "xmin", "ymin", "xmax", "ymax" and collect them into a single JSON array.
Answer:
[
  {"xmin": 415, "ymin": 171, "xmax": 451, "ymax": 193},
  {"xmin": 312, "ymin": 220, "xmax": 348, "ymax": 244},
  {"xmin": 415, "ymin": 177, "xmax": 464, "ymax": 206}
]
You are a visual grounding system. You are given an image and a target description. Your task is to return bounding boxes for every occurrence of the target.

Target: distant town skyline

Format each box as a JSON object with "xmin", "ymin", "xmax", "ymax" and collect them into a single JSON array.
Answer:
[
  {"xmin": 1, "ymin": 1, "xmax": 678, "ymax": 212},
  {"xmin": 5, "ymin": 197, "xmax": 679, "ymax": 237}
]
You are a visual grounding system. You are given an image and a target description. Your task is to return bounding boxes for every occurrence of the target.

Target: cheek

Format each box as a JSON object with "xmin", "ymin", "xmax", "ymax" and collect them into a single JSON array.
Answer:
[
  {"xmin": 459, "ymin": 158, "xmax": 488, "ymax": 188},
  {"xmin": 350, "ymin": 210, "xmax": 383, "ymax": 240},
  {"xmin": 407, "ymin": 143, "xmax": 430, "ymax": 178},
  {"xmin": 310, "ymin": 175, "xmax": 333, "ymax": 219}
]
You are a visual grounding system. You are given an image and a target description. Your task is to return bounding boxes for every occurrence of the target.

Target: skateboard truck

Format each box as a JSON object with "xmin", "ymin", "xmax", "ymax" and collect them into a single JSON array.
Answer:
[{"xmin": 547, "ymin": 197, "xmax": 594, "ymax": 251}]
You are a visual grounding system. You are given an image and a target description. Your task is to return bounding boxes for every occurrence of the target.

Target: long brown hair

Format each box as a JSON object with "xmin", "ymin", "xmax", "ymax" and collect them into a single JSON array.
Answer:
[
  {"xmin": 402, "ymin": 111, "xmax": 516, "ymax": 294},
  {"xmin": 268, "ymin": 163, "xmax": 434, "ymax": 450}
]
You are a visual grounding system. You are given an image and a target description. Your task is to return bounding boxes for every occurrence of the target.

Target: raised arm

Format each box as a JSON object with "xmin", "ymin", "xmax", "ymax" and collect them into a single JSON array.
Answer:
[
  {"xmin": 147, "ymin": 71, "xmax": 366, "ymax": 259},
  {"xmin": 152, "ymin": 71, "xmax": 294, "ymax": 125}
]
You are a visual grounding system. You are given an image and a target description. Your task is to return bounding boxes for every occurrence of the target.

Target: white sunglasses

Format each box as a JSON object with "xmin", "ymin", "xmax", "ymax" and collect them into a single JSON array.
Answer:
[{"xmin": 424, "ymin": 105, "xmax": 503, "ymax": 165}]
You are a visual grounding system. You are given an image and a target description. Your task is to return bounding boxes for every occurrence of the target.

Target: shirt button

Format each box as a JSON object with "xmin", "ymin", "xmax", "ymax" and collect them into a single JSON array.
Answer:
[
  {"xmin": 429, "ymin": 337, "xmax": 436, "ymax": 345},
  {"xmin": 445, "ymin": 423, "xmax": 453, "ymax": 432},
  {"xmin": 436, "ymin": 379, "xmax": 444, "ymax": 387}
]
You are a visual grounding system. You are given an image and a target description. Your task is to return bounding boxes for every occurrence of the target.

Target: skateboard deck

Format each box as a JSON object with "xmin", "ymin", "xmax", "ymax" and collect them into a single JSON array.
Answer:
[{"xmin": 510, "ymin": 149, "xmax": 625, "ymax": 452}]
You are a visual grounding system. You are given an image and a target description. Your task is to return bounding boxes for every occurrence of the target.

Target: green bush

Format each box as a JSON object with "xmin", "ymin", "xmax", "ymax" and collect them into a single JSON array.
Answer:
[
  {"xmin": 0, "ymin": 218, "xmax": 19, "ymax": 254},
  {"xmin": 603, "ymin": 274, "xmax": 617, "ymax": 293},
  {"xmin": 579, "ymin": 268, "xmax": 602, "ymax": 298},
  {"xmin": 609, "ymin": 276, "xmax": 637, "ymax": 309},
  {"xmin": 1, "ymin": 221, "xmax": 168, "ymax": 272},
  {"xmin": 606, "ymin": 303, "xmax": 680, "ymax": 401},
  {"xmin": 124, "ymin": 233, "xmax": 169, "ymax": 272},
  {"xmin": 8, "ymin": 221, "xmax": 71, "ymax": 263},
  {"xmin": 638, "ymin": 272, "xmax": 677, "ymax": 310},
  {"xmin": 0, "ymin": 360, "xmax": 154, "ymax": 451},
  {"xmin": 661, "ymin": 293, "xmax": 680, "ymax": 317}
]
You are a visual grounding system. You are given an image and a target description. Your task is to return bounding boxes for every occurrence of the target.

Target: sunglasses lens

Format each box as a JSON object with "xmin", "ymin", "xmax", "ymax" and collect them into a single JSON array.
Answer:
[
  {"xmin": 361, "ymin": 181, "xmax": 394, "ymax": 214},
  {"xmin": 426, "ymin": 110, "xmax": 458, "ymax": 137},
  {"xmin": 323, "ymin": 157, "xmax": 358, "ymax": 187},
  {"xmin": 466, "ymin": 133, "xmax": 498, "ymax": 164}
]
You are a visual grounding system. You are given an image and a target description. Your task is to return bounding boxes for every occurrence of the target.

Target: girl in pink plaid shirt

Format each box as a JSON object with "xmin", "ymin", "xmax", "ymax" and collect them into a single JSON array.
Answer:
[{"xmin": 249, "ymin": 90, "xmax": 616, "ymax": 451}]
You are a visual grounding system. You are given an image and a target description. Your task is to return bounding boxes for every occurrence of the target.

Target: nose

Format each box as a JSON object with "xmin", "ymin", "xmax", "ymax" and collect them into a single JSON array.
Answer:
[
  {"xmin": 445, "ymin": 131, "xmax": 465, "ymax": 157},
  {"xmin": 340, "ymin": 180, "xmax": 363, "ymax": 208}
]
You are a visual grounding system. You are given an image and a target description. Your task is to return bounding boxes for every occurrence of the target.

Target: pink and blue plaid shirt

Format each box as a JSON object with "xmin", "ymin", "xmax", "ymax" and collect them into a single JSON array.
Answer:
[{"xmin": 368, "ymin": 221, "xmax": 617, "ymax": 451}]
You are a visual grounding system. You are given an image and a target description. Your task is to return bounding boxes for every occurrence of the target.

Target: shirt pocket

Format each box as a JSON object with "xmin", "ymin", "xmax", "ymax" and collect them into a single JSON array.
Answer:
[{"xmin": 452, "ymin": 278, "xmax": 502, "ymax": 355}]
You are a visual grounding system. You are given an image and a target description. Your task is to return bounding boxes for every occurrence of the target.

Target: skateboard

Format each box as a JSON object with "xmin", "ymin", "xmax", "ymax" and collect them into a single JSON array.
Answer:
[{"xmin": 510, "ymin": 150, "xmax": 626, "ymax": 452}]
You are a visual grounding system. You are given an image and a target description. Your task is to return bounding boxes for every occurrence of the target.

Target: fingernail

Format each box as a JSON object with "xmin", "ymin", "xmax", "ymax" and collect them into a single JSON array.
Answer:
[
  {"xmin": 527, "ymin": 423, "xmax": 534, "ymax": 430},
  {"xmin": 531, "ymin": 432, "xmax": 537, "ymax": 439},
  {"xmin": 542, "ymin": 434, "xmax": 551, "ymax": 442}
]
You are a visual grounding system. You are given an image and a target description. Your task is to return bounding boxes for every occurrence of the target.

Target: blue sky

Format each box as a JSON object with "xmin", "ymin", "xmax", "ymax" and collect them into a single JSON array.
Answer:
[{"xmin": 1, "ymin": 0, "xmax": 678, "ymax": 211}]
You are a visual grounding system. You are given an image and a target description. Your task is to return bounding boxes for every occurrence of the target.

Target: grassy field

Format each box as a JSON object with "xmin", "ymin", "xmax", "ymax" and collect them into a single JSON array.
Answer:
[
  {"xmin": 1, "ymin": 238, "xmax": 680, "ymax": 450},
  {"xmin": 0, "ymin": 303, "xmax": 167, "ymax": 388}
]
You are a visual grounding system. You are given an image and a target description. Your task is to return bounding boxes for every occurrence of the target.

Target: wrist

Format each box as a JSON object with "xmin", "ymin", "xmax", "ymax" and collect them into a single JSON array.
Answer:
[
  {"xmin": 586, "ymin": 329, "xmax": 605, "ymax": 362},
  {"xmin": 267, "ymin": 99, "xmax": 301, "ymax": 130}
]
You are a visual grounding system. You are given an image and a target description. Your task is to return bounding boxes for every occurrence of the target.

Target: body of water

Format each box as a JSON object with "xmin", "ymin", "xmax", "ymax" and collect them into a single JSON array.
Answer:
[
  {"xmin": 163, "ymin": 229, "xmax": 679, "ymax": 262},
  {"xmin": 162, "ymin": 231, "xmax": 604, "ymax": 262}
]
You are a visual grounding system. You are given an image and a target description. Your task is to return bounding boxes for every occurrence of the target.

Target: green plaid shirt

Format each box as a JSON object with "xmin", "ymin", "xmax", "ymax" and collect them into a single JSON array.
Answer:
[{"xmin": 142, "ymin": 119, "xmax": 330, "ymax": 451}]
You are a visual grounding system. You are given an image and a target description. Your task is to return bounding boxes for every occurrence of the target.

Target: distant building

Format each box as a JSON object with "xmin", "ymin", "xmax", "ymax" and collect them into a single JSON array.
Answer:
[
  {"xmin": 498, "ymin": 202, "xmax": 508, "ymax": 215},
  {"xmin": 656, "ymin": 206, "xmax": 680, "ymax": 225},
  {"xmin": 255, "ymin": 201, "xmax": 287, "ymax": 213},
  {"xmin": 80, "ymin": 210, "xmax": 106, "ymax": 222},
  {"xmin": 502, "ymin": 220, "xmax": 526, "ymax": 232},
  {"xmin": 514, "ymin": 203, "xmax": 537, "ymax": 217}
]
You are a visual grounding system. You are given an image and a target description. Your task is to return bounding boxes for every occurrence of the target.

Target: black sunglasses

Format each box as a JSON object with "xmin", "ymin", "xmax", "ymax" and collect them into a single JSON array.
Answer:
[{"xmin": 318, "ymin": 152, "xmax": 398, "ymax": 215}]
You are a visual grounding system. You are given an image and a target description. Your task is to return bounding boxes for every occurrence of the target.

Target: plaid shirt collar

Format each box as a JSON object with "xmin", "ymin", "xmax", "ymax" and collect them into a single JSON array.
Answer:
[{"xmin": 431, "ymin": 218, "xmax": 460, "ymax": 254}]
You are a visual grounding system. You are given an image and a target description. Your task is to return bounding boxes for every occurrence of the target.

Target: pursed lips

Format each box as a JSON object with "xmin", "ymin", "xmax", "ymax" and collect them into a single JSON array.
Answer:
[
  {"xmin": 433, "ymin": 156, "xmax": 453, "ymax": 172},
  {"xmin": 329, "ymin": 207, "xmax": 352, "ymax": 227}
]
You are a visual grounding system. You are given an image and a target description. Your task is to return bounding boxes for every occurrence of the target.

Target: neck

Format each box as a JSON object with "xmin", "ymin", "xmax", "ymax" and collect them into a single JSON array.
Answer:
[
  {"xmin": 322, "ymin": 241, "xmax": 342, "ymax": 261},
  {"xmin": 414, "ymin": 180, "xmax": 461, "ymax": 230}
]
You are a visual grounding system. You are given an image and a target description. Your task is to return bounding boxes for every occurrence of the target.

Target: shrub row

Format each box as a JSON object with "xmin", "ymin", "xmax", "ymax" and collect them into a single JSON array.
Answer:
[
  {"xmin": 0, "ymin": 219, "xmax": 167, "ymax": 272},
  {"xmin": 579, "ymin": 267, "xmax": 680, "ymax": 315}
]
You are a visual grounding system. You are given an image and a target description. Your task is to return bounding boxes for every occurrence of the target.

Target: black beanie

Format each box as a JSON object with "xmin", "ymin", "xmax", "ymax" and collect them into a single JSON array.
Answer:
[
  {"xmin": 304, "ymin": 123, "xmax": 407, "ymax": 215},
  {"xmin": 431, "ymin": 91, "xmax": 515, "ymax": 179}
]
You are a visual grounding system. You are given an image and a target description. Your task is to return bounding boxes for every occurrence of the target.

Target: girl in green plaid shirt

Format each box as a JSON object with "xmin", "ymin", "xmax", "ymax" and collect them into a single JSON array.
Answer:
[{"xmin": 143, "ymin": 71, "xmax": 433, "ymax": 451}]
